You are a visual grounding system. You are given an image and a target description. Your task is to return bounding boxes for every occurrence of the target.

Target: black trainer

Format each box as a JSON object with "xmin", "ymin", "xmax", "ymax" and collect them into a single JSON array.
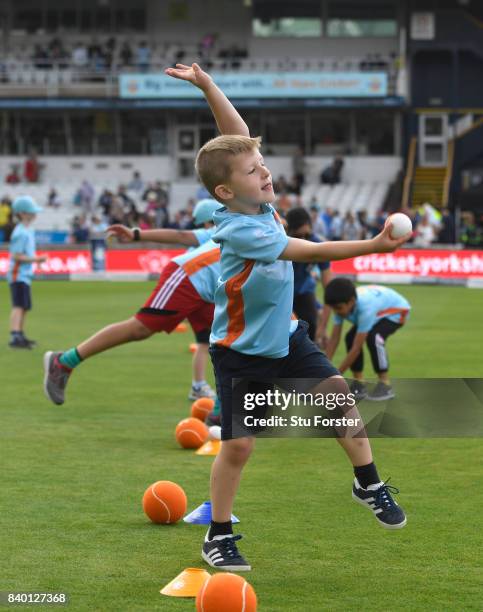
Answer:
[
  {"xmin": 202, "ymin": 534, "xmax": 251, "ymax": 571},
  {"xmin": 367, "ymin": 382, "xmax": 395, "ymax": 401},
  {"xmin": 349, "ymin": 380, "xmax": 368, "ymax": 402},
  {"xmin": 9, "ymin": 336, "xmax": 32, "ymax": 349},
  {"xmin": 352, "ymin": 478, "xmax": 407, "ymax": 529}
]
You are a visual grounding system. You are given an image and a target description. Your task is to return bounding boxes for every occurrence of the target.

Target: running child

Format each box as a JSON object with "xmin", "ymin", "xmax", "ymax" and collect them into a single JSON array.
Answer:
[
  {"xmin": 324, "ymin": 278, "xmax": 411, "ymax": 401},
  {"xmin": 7, "ymin": 196, "xmax": 47, "ymax": 349},
  {"xmin": 165, "ymin": 63, "xmax": 411, "ymax": 572},
  {"xmin": 43, "ymin": 199, "xmax": 222, "ymax": 404}
]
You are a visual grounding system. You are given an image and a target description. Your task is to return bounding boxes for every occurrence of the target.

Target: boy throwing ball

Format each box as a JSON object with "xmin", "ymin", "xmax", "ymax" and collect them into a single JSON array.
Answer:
[{"xmin": 165, "ymin": 63, "xmax": 411, "ymax": 572}]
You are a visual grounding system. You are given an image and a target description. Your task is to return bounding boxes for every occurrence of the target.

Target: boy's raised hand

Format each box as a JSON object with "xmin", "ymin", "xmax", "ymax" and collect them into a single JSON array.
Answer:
[
  {"xmin": 372, "ymin": 220, "xmax": 412, "ymax": 253},
  {"xmin": 165, "ymin": 63, "xmax": 213, "ymax": 91}
]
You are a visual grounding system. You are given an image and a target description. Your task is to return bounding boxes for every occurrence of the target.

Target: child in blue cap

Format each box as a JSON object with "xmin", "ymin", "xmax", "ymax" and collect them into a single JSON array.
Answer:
[{"xmin": 7, "ymin": 195, "xmax": 46, "ymax": 349}]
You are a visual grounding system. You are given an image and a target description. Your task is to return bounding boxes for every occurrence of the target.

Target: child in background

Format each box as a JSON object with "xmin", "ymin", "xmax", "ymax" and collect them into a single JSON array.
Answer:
[
  {"xmin": 325, "ymin": 279, "xmax": 411, "ymax": 401},
  {"xmin": 7, "ymin": 196, "xmax": 46, "ymax": 349}
]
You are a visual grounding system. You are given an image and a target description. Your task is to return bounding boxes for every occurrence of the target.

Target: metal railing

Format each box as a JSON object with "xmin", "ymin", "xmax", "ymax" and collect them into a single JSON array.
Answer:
[{"xmin": 0, "ymin": 56, "xmax": 398, "ymax": 97}]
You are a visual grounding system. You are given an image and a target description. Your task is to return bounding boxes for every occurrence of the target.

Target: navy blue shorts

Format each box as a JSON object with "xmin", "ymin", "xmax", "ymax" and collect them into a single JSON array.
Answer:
[
  {"xmin": 210, "ymin": 320, "xmax": 340, "ymax": 440},
  {"xmin": 9, "ymin": 281, "xmax": 32, "ymax": 310}
]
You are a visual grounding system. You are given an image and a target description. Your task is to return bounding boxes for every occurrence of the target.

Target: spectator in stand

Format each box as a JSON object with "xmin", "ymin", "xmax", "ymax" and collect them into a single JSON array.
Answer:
[
  {"xmin": 330, "ymin": 210, "xmax": 343, "ymax": 240},
  {"xmin": 145, "ymin": 191, "xmax": 168, "ymax": 228},
  {"xmin": 153, "ymin": 180, "xmax": 169, "ymax": 206},
  {"xmin": 127, "ymin": 171, "xmax": 144, "ymax": 193},
  {"xmin": 287, "ymin": 176, "xmax": 301, "ymax": 195},
  {"xmin": 308, "ymin": 202, "xmax": 327, "ymax": 239},
  {"xmin": 413, "ymin": 215, "xmax": 435, "ymax": 247},
  {"xmin": 142, "ymin": 180, "xmax": 168, "ymax": 206},
  {"xmin": 321, "ymin": 207, "xmax": 334, "ymax": 237},
  {"xmin": 292, "ymin": 146, "xmax": 306, "ymax": 193},
  {"xmin": 342, "ymin": 212, "xmax": 363, "ymax": 241},
  {"xmin": 0, "ymin": 196, "xmax": 12, "ymax": 241},
  {"xmin": 276, "ymin": 193, "xmax": 292, "ymax": 216},
  {"xmin": 108, "ymin": 196, "xmax": 125, "ymax": 225},
  {"xmin": 139, "ymin": 210, "xmax": 155, "ymax": 230},
  {"xmin": 77, "ymin": 180, "xmax": 95, "ymax": 212},
  {"xmin": 72, "ymin": 42, "xmax": 88, "ymax": 69},
  {"xmin": 119, "ymin": 41, "xmax": 133, "ymax": 67},
  {"xmin": 46, "ymin": 188, "xmax": 61, "ymax": 209},
  {"xmin": 71, "ymin": 215, "xmax": 90, "ymax": 244},
  {"xmin": 98, "ymin": 189, "xmax": 113, "ymax": 218},
  {"xmin": 117, "ymin": 184, "xmax": 135, "ymax": 208},
  {"xmin": 124, "ymin": 201, "xmax": 140, "ymax": 227},
  {"xmin": 6, "ymin": 165, "xmax": 20, "ymax": 184},
  {"xmin": 167, "ymin": 211, "xmax": 188, "ymax": 230},
  {"xmin": 356, "ymin": 210, "xmax": 372, "ymax": 239},
  {"xmin": 273, "ymin": 175, "xmax": 289, "ymax": 194},
  {"xmin": 320, "ymin": 156, "xmax": 344, "ymax": 185},
  {"xmin": 460, "ymin": 211, "xmax": 482, "ymax": 248},
  {"xmin": 24, "ymin": 153, "xmax": 39, "ymax": 183},
  {"xmin": 374, "ymin": 209, "xmax": 389, "ymax": 235},
  {"xmin": 136, "ymin": 41, "xmax": 151, "ymax": 72},
  {"xmin": 438, "ymin": 208, "xmax": 456, "ymax": 244},
  {"xmin": 33, "ymin": 44, "xmax": 48, "ymax": 69}
]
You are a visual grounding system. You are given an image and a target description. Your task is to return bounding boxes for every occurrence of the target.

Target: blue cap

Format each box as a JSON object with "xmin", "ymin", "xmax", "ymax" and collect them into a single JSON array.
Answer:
[
  {"xmin": 193, "ymin": 198, "xmax": 222, "ymax": 226},
  {"xmin": 12, "ymin": 195, "xmax": 42, "ymax": 215}
]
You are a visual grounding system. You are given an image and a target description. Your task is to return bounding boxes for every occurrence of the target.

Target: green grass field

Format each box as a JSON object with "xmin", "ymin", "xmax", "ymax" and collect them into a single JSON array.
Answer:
[{"xmin": 1, "ymin": 281, "xmax": 482, "ymax": 611}]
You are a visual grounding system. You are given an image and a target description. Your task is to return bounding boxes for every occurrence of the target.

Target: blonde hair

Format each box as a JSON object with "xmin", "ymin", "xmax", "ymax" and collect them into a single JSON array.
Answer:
[{"xmin": 195, "ymin": 135, "xmax": 261, "ymax": 201}]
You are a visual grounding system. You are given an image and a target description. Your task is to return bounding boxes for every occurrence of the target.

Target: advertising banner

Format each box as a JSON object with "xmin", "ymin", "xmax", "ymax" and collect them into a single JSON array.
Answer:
[
  {"xmin": 120, "ymin": 72, "xmax": 388, "ymax": 99},
  {"xmin": 1, "ymin": 249, "xmax": 482, "ymax": 280}
]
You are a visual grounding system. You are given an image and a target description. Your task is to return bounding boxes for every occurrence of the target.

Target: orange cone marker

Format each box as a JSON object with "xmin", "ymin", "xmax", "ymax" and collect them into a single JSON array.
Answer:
[
  {"xmin": 160, "ymin": 568, "xmax": 211, "ymax": 597},
  {"xmin": 195, "ymin": 440, "xmax": 221, "ymax": 456}
]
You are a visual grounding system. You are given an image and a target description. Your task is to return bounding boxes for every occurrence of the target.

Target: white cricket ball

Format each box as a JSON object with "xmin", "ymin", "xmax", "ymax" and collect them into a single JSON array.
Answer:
[
  {"xmin": 388, "ymin": 213, "xmax": 412, "ymax": 239},
  {"xmin": 208, "ymin": 425, "xmax": 221, "ymax": 440}
]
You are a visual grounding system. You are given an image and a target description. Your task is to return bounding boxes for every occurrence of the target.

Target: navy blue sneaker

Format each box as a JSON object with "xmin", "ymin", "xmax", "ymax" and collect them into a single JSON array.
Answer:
[
  {"xmin": 202, "ymin": 533, "xmax": 251, "ymax": 571},
  {"xmin": 349, "ymin": 380, "xmax": 368, "ymax": 402},
  {"xmin": 352, "ymin": 478, "xmax": 407, "ymax": 529}
]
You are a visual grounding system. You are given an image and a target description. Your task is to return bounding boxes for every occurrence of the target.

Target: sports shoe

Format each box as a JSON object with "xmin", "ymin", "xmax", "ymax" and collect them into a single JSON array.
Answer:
[
  {"xmin": 366, "ymin": 382, "xmax": 395, "ymax": 401},
  {"xmin": 352, "ymin": 478, "xmax": 407, "ymax": 529},
  {"xmin": 9, "ymin": 337, "xmax": 32, "ymax": 349},
  {"xmin": 188, "ymin": 382, "xmax": 216, "ymax": 401},
  {"xmin": 202, "ymin": 534, "xmax": 251, "ymax": 572},
  {"xmin": 22, "ymin": 335, "xmax": 37, "ymax": 347},
  {"xmin": 349, "ymin": 380, "xmax": 367, "ymax": 402},
  {"xmin": 43, "ymin": 351, "xmax": 72, "ymax": 405}
]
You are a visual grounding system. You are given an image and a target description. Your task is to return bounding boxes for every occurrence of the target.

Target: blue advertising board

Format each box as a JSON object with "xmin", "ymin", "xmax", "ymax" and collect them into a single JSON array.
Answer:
[{"xmin": 119, "ymin": 71, "xmax": 388, "ymax": 99}]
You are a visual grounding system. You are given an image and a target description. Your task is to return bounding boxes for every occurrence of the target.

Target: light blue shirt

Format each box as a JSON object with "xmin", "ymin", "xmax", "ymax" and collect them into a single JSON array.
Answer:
[
  {"xmin": 7, "ymin": 223, "xmax": 36, "ymax": 285},
  {"xmin": 172, "ymin": 239, "xmax": 220, "ymax": 304},
  {"xmin": 193, "ymin": 227, "xmax": 215, "ymax": 246},
  {"xmin": 333, "ymin": 285, "xmax": 411, "ymax": 332},
  {"xmin": 210, "ymin": 203, "xmax": 297, "ymax": 358}
]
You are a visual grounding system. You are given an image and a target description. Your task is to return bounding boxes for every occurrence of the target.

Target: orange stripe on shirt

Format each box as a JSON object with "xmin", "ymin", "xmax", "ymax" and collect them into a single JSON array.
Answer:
[
  {"xmin": 12, "ymin": 261, "xmax": 20, "ymax": 282},
  {"xmin": 216, "ymin": 260, "xmax": 255, "ymax": 348},
  {"xmin": 181, "ymin": 248, "xmax": 220, "ymax": 276},
  {"xmin": 377, "ymin": 307, "xmax": 409, "ymax": 324}
]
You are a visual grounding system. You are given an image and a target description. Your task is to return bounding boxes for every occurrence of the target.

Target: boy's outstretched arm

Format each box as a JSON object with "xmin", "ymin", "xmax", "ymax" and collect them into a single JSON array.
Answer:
[
  {"xmin": 107, "ymin": 224, "xmax": 199, "ymax": 246},
  {"xmin": 165, "ymin": 63, "xmax": 250, "ymax": 137},
  {"xmin": 280, "ymin": 222, "xmax": 411, "ymax": 263}
]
